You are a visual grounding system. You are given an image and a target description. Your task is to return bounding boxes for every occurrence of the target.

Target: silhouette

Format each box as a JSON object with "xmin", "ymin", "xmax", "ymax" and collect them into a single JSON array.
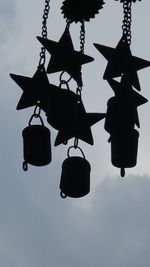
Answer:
[
  {"xmin": 104, "ymin": 75, "xmax": 148, "ymax": 176},
  {"xmin": 94, "ymin": 37, "xmax": 150, "ymax": 91},
  {"xmin": 60, "ymin": 147, "xmax": 91, "ymax": 198},
  {"xmin": 22, "ymin": 115, "xmax": 51, "ymax": 169},
  {"xmin": 37, "ymin": 26, "xmax": 94, "ymax": 86},
  {"xmin": 61, "ymin": 0, "xmax": 105, "ymax": 22},
  {"xmin": 10, "ymin": 67, "xmax": 56, "ymax": 112}
]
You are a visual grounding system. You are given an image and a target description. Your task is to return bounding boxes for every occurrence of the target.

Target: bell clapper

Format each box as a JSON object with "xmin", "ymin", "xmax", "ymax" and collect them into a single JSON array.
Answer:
[
  {"xmin": 23, "ymin": 161, "xmax": 28, "ymax": 171},
  {"xmin": 121, "ymin": 167, "xmax": 125, "ymax": 178}
]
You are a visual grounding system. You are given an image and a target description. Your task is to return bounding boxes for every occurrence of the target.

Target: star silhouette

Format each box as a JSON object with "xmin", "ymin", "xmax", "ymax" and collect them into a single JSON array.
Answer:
[
  {"xmin": 107, "ymin": 75, "xmax": 148, "ymax": 107},
  {"xmin": 105, "ymin": 76, "xmax": 148, "ymax": 131},
  {"xmin": 54, "ymin": 99, "xmax": 105, "ymax": 146},
  {"xmin": 94, "ymin": 37, "xmax": 150, "ymax": 91},
  {"xmin": 37, "ymin": 27, "xmax": 94, "ymax": 86},
  {"xmin": 10, "ymin": 67, "xmax": 58, "ymax": 112}
]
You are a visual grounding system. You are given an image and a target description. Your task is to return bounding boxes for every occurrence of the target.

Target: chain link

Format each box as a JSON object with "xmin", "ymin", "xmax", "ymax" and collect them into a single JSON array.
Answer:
[
  {"xmin": 39, "ymin": 0, "xmax": 51, "ymax": 67},
  {"xmin": 80, "ymin": 21, "xmax": 85, "ymax": 54},
  {"xmin": 122, "ymin": 0, "xmax": 132, "ymax": 45},
  {"xmin": 72, "ymin": 21, "xmax": 86, "ymax": 149}
]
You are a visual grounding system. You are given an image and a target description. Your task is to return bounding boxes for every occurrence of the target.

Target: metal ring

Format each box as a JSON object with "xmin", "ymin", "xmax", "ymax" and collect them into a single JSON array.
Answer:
[
  {"xmin": 59, "ymin": 80, "xmax": 70, "ymax": 90},
  {"xmin": 67, "ymin": 145, "xmax": 85, "ymax": 159},
  {"xmin": 59, "ymin": 71, "xmax": 72, "ymax": 84},
  {"xmin": 28, "ymin": 114, "xmax": 44, "ymax": 126}
]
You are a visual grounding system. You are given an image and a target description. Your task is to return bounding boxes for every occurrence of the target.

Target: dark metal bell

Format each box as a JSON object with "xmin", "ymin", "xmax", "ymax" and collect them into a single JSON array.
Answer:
[
  {"xmin": 22, "ymin": 124, "xmax": 51, "ymax": 166},
  {"xmin": 105, "ymin": 97, "xmax": 138, "ymax": 133},
  {"xmin": 111, "ymin": 129, "xmax": 139, "ymax": 169},
  {"xmin": 60, "ymin": 156, "xmax": 91, "ymax": 198},
  {"xmin": 47, "ymin": 89, "xmax": 78, "ymax": 131}
]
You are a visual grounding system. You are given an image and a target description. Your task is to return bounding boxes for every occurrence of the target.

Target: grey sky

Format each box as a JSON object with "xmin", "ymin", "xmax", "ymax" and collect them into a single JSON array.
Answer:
[{"xmin": 1, "ymin": 0, "xmax": 150, "ymax": 266}]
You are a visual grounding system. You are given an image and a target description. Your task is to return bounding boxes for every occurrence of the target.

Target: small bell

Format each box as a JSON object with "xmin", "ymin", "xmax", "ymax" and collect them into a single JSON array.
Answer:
[
  {"xmin": 110, "ymin": 129, "xmax": 139, "ymax": 171},
  {"xmin": 60, "ymin": 147, "xmax": 91, "ymax": 198},
  {"xmin": 47, "ymin": 88, "xmax": 78, "ymax": 131},
  {"xmin": 22, "ymin": 114, "xmax": 51, "ymax": 169},
  {"xmin": 104, "ymin": 97, "xmax": 138, "ymax": 133}
]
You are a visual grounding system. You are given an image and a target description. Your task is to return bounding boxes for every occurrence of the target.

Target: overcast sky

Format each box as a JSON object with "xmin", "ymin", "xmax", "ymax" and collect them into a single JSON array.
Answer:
[{"xmin": 1, "ymin": 0, "xmax": 150, "ymax": 266}]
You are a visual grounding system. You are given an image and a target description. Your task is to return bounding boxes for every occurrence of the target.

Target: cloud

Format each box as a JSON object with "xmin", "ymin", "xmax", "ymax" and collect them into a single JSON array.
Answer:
[
  {"xmin": 0, "ymin": 170, "xmax": 150, "ymax": 267},
  {"xmin": 1, "ymin": 1, "xmax": 150, "ymax": 266}
]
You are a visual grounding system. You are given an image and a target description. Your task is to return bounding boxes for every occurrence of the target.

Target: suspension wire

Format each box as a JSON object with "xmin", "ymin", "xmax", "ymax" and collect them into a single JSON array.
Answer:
[
  {"xmin": 39, "ymin": 0, "xmax": 51, "ymax": 67},
  {"xmin": 122, "ymin": 0, "xmax": 132, "ymax": 45}
]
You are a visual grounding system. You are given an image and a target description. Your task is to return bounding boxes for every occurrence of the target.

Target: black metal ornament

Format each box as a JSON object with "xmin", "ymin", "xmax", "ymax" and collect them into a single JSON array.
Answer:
[
  {"xmin": 94, "ymin": 0, "xmax": 149, "ymax": 176},
  {"xmin": 54, "ymin": 98, "xmax": 105, "ymax": 146},
  {"xmin": 10, "ymin": 67, "xmax": 51, "ymax": 112},
  {"xmin": 46, "ymin": 81, "xmax": 79, "ymax": 129},
  {"xmin": 94, "ymin": 37, "xmax": 150, "ymax": 91},
  {"xmin": 105, "ymin": 76, "xmax": 147, "ymax": 176},
  {"xmin": 105, "ymin": 76, "xmax": 148, "ymax": 133},
  {"xmin": 61, "ymin": 0, "xmax": 105, "ymax": 23},
  {"xmin": 60, "ymin": 146, "xmax": 91, "ymax": 198},
  {"xmin": 10, "ymin": 0, "xmax": 149, "ymax": 192},
  {"xmin": 10, "ymin": 0, "xmax": 52, "ymax": 171},
  {"xmin": 22, "ymin": 110, "xmax": 51, "ymax": 170},
  {"xmin": 37, "ymin": 26, "xmax": 94, "ymax": 86}
]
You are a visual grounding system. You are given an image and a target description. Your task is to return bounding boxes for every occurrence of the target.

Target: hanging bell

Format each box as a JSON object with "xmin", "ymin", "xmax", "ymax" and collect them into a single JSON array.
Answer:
[
  {"xmin": 60, "ymin": 147, "xmax": 91, "ymax": 198},
  {"xmin": 104, "ymin": 97, "xmax": 138, "ymax": 133},
  {"xmin": 47, "ymin": 88, "xmax": 78, "ymax": 132},
  {"xmin": 110, "ymin": 129, "xmax": 139, "ymax": 175},
  {"xmin": 22, "ymin": 114, "xmax": 51, "ymax": 169}
]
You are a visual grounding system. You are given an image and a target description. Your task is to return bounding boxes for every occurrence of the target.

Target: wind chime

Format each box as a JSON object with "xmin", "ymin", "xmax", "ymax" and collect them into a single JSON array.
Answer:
[
  {"xmin": 94, "ymin": 0, "xmax": 150, "ymax": 177},
  {"xmin": 10, "ymin": 0, "xmax": 149, "ymax": 197},
  {"xmin": 10, "ymin": 0, "xmax": 105, "ymax": 198}
]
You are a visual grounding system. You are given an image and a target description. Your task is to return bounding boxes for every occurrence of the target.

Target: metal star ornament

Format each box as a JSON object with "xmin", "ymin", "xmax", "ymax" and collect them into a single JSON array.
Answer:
[
  {"xmin": 37, "ymin": 27, "xmax": 94, "ymax": 86},
  {"xmin": 107, "ymin": 76, "xmax": 148, "ymax": 108},
  {"xmin": 61, "ymin": 0, "xmax": 105, "ymax": 23},
  {"xmin": 94, "ymin": 37, "xmax": 150, "ymax": 91},
  {"xmin": 10, "ymin": 67, "xmax": 57, "ymax": 112},
  {"xmin": 54, "ymin": 100, "xmax": 105, "ymax": 146},
  {"xmin": 105, "ymin": 76, "xmax": 148, "ymax": 131}
]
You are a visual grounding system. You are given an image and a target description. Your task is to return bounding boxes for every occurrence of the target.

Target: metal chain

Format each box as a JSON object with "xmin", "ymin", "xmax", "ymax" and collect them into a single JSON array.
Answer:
[
  {"xmin": 80, "ymin": 21, "xmax": 85, "ymax": 54},
  {"xmin": 39, "ymin": 0, "xmax": 51, "ymax": 67},
  {"xmin": 76, "ymin": 21, "xmax": 85, "ymax": 100},
  {"xmin": 122, "ymin": 0, "xmax": 132, "ymax": 45},
  {"xmin": 73, "ymin": 21, "xmax": 85, "ymax": 149}
]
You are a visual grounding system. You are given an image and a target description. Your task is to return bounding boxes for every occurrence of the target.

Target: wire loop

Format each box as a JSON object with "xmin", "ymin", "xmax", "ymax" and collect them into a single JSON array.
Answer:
[
  {"xmin": 67, "ymin": 145, "xmax": 86, "ymax": 159},
  {"xmin": 28, "ymin": 104, "xmax": 44, "ymax": 126}
]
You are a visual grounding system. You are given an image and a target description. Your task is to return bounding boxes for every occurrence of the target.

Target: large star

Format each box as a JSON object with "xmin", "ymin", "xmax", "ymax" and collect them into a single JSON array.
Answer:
[
  {"xmin": 37, "ymin": 27, "xmax": 94, "ymax": 86},
  {"xmin": 94, "ymin": 37, "xmax": 150, "ymax": 91},
  {"xmin": 54, "ymin": 99, "xmax": 105, "ymax": 146},
  {"xmin": 10, "ymin": 67, "xmax": 58, "ymax": 112}
]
